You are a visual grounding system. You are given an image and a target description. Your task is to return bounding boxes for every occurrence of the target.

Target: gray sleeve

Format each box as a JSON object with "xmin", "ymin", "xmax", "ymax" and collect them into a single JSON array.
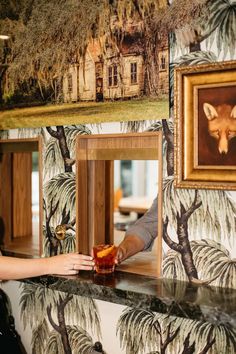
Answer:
[{"xmin": 125, "ymin": 197, "xmax": 158, "ymax": 251}]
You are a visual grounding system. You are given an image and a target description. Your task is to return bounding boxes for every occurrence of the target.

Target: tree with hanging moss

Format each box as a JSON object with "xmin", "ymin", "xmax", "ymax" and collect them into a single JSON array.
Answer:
[{"xmin": 0, "ymin": 0, "xmax": 206, "ymax": 103}]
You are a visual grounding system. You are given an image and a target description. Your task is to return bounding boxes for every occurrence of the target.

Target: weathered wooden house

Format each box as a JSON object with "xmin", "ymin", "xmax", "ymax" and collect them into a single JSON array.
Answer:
[{"xmin": 63, "ymin": 31, "xmax": 168, "ymax": 102}]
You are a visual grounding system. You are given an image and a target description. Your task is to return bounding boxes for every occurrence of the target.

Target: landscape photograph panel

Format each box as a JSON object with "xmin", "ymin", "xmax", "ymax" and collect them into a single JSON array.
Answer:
[{"xmin": 0, "ymin": 1, "xmax": 169, "ymax": 125}]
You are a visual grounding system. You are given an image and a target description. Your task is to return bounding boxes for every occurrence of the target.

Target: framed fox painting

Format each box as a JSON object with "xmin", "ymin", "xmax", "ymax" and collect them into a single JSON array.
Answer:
[{"xmin": 174, "ymin": 60, "xmax": 236, "ymax": 190}]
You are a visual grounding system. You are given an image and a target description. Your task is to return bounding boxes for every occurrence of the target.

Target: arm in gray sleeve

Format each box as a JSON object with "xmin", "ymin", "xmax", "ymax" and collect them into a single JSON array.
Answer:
[{"xmin": 125, "ymin": 197, "xmax": 158, "ymax": 251}]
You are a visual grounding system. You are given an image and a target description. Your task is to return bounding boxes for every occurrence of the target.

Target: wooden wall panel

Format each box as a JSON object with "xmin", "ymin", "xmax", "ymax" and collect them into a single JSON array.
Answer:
[
  {"xmin": 105, "ymin": 161, "xmax": 114, "ymax": 244},
  {"xmin": 89, "ymin": 161, "xmax": 106, "ymax": 246},
  {"xmin": 76, "ymin": 132, "xmax": 163, "ymax": 278},
  {"xmin": 77, "ymin": 160, "xmax": 88, "ymax": 254},
  {"xmin": 0, "ymin": 138, "xmax": 42, "ymax": 256},
  {"xmin": 13, "ymin": 152, "xmax": 32, "ymax": 238},
  {"xmin": 0, "ymin": 153, "xmax": 13, "ymax": 245}
]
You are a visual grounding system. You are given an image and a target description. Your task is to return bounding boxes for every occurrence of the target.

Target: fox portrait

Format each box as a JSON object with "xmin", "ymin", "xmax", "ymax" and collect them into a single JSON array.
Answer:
[{"xmin": 203, "ymin": 103, "xmax": 236, "ymax": 154}]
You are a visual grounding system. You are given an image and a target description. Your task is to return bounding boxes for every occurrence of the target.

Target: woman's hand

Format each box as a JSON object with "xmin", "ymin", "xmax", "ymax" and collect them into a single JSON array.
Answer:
[{"xmin": 46, "ymin": 253, "xmax": 94, "ymax": 275}]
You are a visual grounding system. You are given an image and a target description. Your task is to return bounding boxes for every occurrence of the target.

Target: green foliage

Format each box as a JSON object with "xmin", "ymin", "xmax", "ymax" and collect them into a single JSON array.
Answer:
[
  {"xmin": 163, "ymin": 176, "xmax": 236, "ymax": 246},
  {"xmin": 1, "ymin": 84, "xmax": 45, "ymax": 107},
  {"xmin": 146, "ymin": 119, "xmax": 173, "ymax": 177},
  {"xmin": 62, "ymin": 232, "xmax": 76, "ymax": 253},
  {"xmin": 17, "ymin": 127, "xmax": 45, "ymax": 139},
  {"xmin": 20, "ymin": 283, "xmax": 60, "ymax": 329},
  {"xmin": 20, "ymin": 283, "xmax": 102, "ymax": 351},
  {"xmin": 204, "ymin": 0, "xmax": 236, "ymax": 58},
  {"xmin": 67, "ymin": 325, "xmax": 94, "ymax": 353},
  {"xmin": 117, "ymin": 307, "xmax": 236, "ymax": 354},
  {"xmin": 163, "ymin": 239, "xmax": 236, "ymax": 288},
  {"xmin": 31, "ymin": 319, "xmax": 50, "ymax": 354},
  {"xmin": 44, "ymin": 172, "xmax": 76, "ymax": 224},
  {"xmin": 192, "ymin": 239, "xmax": 236, "ymax": 288},
  {"xmin": 42, "ymin": 227, "xmax": 76, "ymax": 256},
  {"xmin": 121, "ymin": 120, "xmax": 152, "ymax": 133},
  {"xmin": 4, "ymin": 0, "xmax": 105, "ymax": 85},
  {"xmin": 44, "ymin": 325, "xmax": 97, "ymax": 354},
  {"xmin": 44, "ymin": 125, "xmax": 91, "ymax": 179},
  {"xmin": 67, "ymin": 296, "xmax": 101, "ymax": 339},
  {"xmin": 64, "ymin": 125, "xmax": 91, "ymax": 158},
  {"xmin": 45, "ymin": 330, "xmax": 63, "ymax": 354},
  {"xmin": 174, "ymin": 50, "xmax": 217, "ymax": 66},
  {"xmin": 169, "ymin": 51, "xmax": 217, "ymax": 108},
  {"xmin": 117, "ymin": 308, "xmax": 158, "ymax": 354},
  {"xmin": 0, "ymin": 130, "xmax": 9, "ymax": 139},
  {"xmin": 0, "ymin": 0, "xmax": 33, "ymax": 21},
  {"xmin": 0, "ymin": 0, "xmax": 205, "ymax": 99},
  {"xmin": 44, "ymin": 136, "xmax": 64, "ymax": 178},
  {"xmin": 187, "ymin": 320, "xmax": 236, "ymax": 354},
  {"xmin": 162, "ymin": 248, "xmax": 187, "ymax": 282}
]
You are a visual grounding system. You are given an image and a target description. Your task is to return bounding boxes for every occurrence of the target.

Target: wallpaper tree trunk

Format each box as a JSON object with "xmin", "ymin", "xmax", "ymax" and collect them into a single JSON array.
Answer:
[
  {"xmin": 163, "ymin": 190, "xmax": 202, "ymax": 282},
  {"xmin": 46, "ymin": 126, "xmax": 73, "ymax": 173},
  {"xmin": 47, "ymin": 294, "xmax": 73, "ymax": 354}
]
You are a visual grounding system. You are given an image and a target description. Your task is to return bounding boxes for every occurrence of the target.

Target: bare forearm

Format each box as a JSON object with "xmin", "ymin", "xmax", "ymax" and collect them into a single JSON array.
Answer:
[
  {"xmin": 0, "ymin": 256, "xmax": 49, "ymax": 280},
  {"xmin": 0, "ymin": 253, "xmax": 94, "ymax": 280},
  {"xmin": 117, "ymin": 235, "xmax": 145, "ymax": 263}
]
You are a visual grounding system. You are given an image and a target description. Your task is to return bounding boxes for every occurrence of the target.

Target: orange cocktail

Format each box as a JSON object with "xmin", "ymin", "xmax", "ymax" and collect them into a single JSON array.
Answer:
[{"xmin": 93, "ymin": 244, "xmax": 117, "ymax": 274}]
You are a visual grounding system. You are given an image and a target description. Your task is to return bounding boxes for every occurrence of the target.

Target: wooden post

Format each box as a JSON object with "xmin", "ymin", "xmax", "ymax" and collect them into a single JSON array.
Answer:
[
  {"xmin": 12, "ymin": 152, "xmax": 32, "ymax": 238},
  {"xmin": 0, "ymin": 153, "xmax": 13, "ymax": 245}
]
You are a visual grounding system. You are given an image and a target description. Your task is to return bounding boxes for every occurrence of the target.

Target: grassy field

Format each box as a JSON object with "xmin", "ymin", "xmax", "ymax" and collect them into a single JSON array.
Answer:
[{"xmin": 0, "ymin": 97, "xmax": 169, "ymax": 130}]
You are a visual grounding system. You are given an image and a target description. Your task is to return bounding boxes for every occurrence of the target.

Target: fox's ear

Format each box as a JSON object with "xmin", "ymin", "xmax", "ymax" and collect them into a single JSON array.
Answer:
[
  {"xmin": 203, "ymin": 103, "xmax": 218, "ymax": 120},
  {"xmin": 230, "ymin": 106, "xmax": 236, "ymax": 119}
]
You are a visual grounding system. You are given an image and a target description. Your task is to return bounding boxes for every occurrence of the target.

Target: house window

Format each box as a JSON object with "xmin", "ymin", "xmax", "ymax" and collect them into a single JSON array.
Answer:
[
  {"xmin": 67, "ymin": 74, "xmax": 73, "ymax": 93},
  {"xmin": 160, "ymin": 55, "xmax": 166, "ymax": 71},
  {"xmin": 108, "ymin": 65, "xmax": 118, "ymax": 87},
  {"xmin": 113, "ymin": 65, "xmax": 118, "ymax": 86},
  {"xmin": 131, "ymin": 62, "xmax": 137, "ymax": 84}
]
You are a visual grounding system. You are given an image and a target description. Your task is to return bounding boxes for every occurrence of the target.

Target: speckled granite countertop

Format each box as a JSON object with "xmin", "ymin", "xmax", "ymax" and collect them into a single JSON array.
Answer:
[{"xmin": 21, "ymin": 270, "xmax": 236, "ymax": 328}]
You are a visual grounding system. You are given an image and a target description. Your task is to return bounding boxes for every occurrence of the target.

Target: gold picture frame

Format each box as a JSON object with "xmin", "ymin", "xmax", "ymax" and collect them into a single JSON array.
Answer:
[{"xmin": 174, "ymin": 60, "xmax": 236, "ymax": 190}]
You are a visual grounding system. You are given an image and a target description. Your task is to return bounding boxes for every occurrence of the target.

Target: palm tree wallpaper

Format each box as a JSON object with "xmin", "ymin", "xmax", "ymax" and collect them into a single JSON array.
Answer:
[
  {"xmin": 162, "ymin": 0, "xmax": 236, "ymax": 289},
  {"xmin": 19, "ymin": 283, "xmax": 102, "ymax": 354},
  {"xmin": 1, "ymin": 1, "xmax": 236, "ymax": 353},
  {"xmin": 117, "ymin": 307, "xmax": 236, "ymax": 354}
]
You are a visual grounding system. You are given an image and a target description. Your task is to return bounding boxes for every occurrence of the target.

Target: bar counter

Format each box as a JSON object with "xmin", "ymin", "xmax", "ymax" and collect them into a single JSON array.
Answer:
[{"xmin": 21, "ymin": 270, "xmax": 236, "ymax": 328}]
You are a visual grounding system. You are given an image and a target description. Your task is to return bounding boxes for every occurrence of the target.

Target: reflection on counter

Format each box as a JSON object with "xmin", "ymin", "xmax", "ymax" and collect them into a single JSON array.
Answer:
[{"xmin": 22, "ymin": 271, "xmax": 236, "ymax": 327}]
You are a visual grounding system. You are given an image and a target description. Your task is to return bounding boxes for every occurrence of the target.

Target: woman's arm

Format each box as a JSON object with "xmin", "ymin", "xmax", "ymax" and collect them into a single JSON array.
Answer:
[{"xmin": 0, "ymin": 253, "xmax": 94, "ymax": 280}]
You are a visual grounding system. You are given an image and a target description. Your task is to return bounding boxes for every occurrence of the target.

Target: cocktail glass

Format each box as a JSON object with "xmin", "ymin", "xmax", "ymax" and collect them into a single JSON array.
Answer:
[{"xmin": 93, "ymin": 244, "xmax": 118, "ymax": 274}]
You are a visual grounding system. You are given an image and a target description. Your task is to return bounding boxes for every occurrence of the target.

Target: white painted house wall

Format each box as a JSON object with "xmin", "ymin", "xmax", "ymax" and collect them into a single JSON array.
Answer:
[{"xmin": 78, "ymin": 51, "xmax": 96, "ymax": 101}]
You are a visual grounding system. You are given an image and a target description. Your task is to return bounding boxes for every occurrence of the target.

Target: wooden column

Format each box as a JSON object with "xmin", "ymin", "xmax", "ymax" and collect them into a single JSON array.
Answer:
[
  {"xmin": 88, "ymin": 160, "xmax": 114, "ymax": 250},
  {"xmin": 13, "ymin": 152, "xmax": 32, "ymax": 238},
  {"xmin": 0, "ymin": 153, "xmax": 13, "ymax": 245},
  {"xmin": 77, "ymin": 159, "xmax": 114, "ymax": 254},
  {"xmin": 104, "ymin": 160, "xmax": 114, "ymax": 245}
]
